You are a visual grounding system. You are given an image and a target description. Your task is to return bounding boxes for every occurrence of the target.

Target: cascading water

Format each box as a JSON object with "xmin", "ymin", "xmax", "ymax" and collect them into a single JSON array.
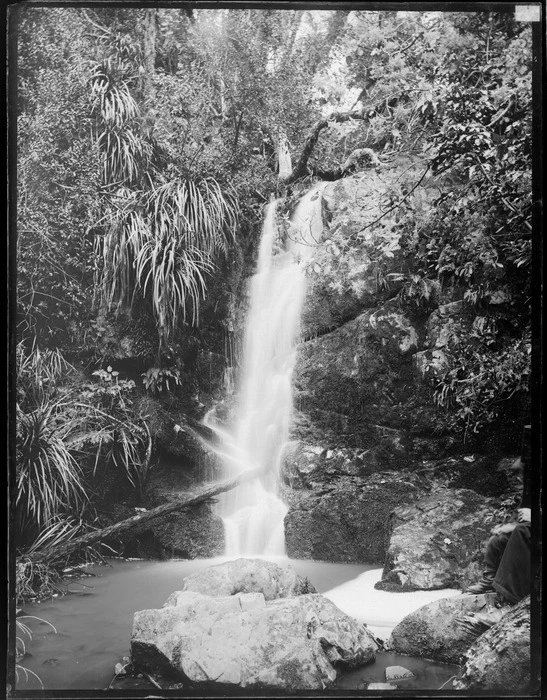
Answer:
[{"xmin": 204, "ymin": 183, "xmax": 327, "ymax": 557}]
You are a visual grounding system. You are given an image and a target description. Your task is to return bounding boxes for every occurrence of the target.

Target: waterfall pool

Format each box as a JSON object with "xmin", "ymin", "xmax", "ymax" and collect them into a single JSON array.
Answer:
[{"xmin": 15, "ymin": 556, "xmax": 461, "ymax": 692}]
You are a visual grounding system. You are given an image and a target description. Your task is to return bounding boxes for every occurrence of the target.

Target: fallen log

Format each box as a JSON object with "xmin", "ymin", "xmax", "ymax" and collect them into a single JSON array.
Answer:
[{"xmin": 21, "ymin": 467, "xmax": 264, "ymax": 565}]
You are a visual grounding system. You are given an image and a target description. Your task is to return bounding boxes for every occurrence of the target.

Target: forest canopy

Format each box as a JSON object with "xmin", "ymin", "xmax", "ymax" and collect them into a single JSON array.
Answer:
[
  {"xmin": 15, "ymin": 6, "xmax": 533, "ymax": 343},
  {"xmin": 12, "ymin": 6, "xmax": 535, "ymax": 568}
]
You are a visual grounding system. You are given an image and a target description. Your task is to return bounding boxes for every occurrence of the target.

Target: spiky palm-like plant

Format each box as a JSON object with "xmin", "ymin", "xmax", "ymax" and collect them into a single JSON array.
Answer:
[
  {"xmin": 94, "ymin": 188, "xmax": 149, "ymax": 314},
  {"xmin": 90, "ymin": 59, "xmax": 149, "ymax": 187},
  {"xmin": 96, "ymin": 177, "xmax": 238, "ymax": 345},
  {"xmin": 136, "ymin": 232, "xmax": 214, "ymax": 339},
  {"xmin": 146, "ymin": 178, "xmax": 238, "ymax": 256},
  {"xmin": 90, "ymin": 54, "xmax": 240, "ymax": 346},
  {"xmin": 98, "ymin": 126, "xmax": 147, "ymax": 185},
  {"xmin": 139, "ymin": 177, "xmax": 237, "ymax": 336},
  {"xmin": 16, "ymin": 342, "xmax": 74, "ymax": 410},
  {"xmin": 16, "ymin": 400, "xmax": 88, "ymax": 537}
]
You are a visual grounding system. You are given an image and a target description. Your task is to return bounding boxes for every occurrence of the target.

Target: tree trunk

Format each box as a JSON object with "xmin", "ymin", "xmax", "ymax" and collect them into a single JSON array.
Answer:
[
  {"xmin": 316, "ymin": 11, "xmax": 352, "ymax": 70},
  {"xmin": 280, "ymin": 109, "xmax": 367, "ymax": 185},
  {"xmin": 142, "ymin": 9, "xmax": 157, "ymax": 104},
  {"xmin": 218, "ymin": 74, "xmax": 227, "ymax": 121},
  {"xmin": 277, "ymin": 130, "xmax": 293, "ymax": 180},
  {"xmin": 21, "ymin": 468, "xmax": 264, "ymax": 565}
]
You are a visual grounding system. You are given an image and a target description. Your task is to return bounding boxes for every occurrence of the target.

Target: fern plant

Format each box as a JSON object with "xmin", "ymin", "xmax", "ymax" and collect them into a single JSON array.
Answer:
[{"xmin": 142, "ymin": 366, "xmax": 181, "ymax": 394}]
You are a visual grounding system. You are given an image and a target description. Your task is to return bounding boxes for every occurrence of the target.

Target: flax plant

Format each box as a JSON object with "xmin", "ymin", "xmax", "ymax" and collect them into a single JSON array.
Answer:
[
  {"xmin": 90, "ymin": 57, "xmax": 239, "ymax": 347},
  {"xmin": 96, "ymin": 177, "xmax": 238, "ymax": 345},
  {"xmin": 16, "ymin": 401, "xmax": 88, "ymax": 535},
  {"xmin": 147, "ymin": 178, "xmax": 238, "ymax": 256},
  {"xmin": 90, "ymin": 59, "xmax": 147, "ymax": 186},
  {"xmin": 136, "ymin": 233, "xmax": 214, "ymax": 339},
  {"xmin": 94, "ymin": 190, "xmax": 148, "ymax": 314},
  {"xmin": 16, "ymin": 342, "xmax": 73, "ymax": 409}
]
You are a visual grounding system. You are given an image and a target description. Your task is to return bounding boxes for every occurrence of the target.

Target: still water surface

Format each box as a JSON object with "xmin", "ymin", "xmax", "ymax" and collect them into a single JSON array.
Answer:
[{"xmin": 18, "ymin": 557, "xmax": 459, "ymax": 692}]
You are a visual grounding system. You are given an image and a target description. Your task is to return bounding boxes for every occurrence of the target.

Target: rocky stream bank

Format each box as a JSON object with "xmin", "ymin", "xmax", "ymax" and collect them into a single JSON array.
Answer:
[
  {"xmin": 124, "ymin": 558, "xmax": 531, "ymax": 693},
  {"xmin": 87, "ymin": 164, "xmax": 533, "ymax": 694}
]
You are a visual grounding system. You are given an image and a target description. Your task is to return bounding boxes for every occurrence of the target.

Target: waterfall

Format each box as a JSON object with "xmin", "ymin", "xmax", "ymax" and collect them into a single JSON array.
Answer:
[{"xmin": 205, "ymin": 183, "xmax": 327, "ymax": 557}]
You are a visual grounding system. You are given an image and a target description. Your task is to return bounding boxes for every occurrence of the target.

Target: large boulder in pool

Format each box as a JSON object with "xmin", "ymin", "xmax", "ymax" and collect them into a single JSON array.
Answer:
[
  {"xmin": 379, "ymin": 488, "xmax": 495, "ymax": 590},
  {"xmin": 284, "ymin": 472, "xmax": 423, "ymax": 564},
  {"xmin": 131, "ymin": 591, "xmax": 376, "ymax": 690},
  {"xmin": 388, "ymin": 592, "xmax": 505, "ymax": 664},
  {"xmin": 172, "ymin": 557, "xmax": 317, "ymax": 600},
  {"xmin": 454, "ymin": 595, "xmax": 531, "ymax": 693}
]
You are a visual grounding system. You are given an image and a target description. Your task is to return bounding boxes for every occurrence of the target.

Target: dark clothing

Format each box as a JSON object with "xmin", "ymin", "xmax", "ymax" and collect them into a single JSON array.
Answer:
[
  {"xmin": 520, "ymin": 461, "xmax": 532, "ymax": 508},
  {"xmin": 483, "ymin": 528, "xmax": 513, "ymax": 572},
  {"xmin": 482, "ymin": 523, "xmax": 531, "ymax": 604},
  {"xmin": 493, "ymin": 523, "xmax": 531, "ymax": 604},
  {"xmin": 478, "ymin": 427, "xmax": 532, "ymax": 603},
  {"xmin": 520, "ymin": 424, "xmax": 531, "ymax": 508}
]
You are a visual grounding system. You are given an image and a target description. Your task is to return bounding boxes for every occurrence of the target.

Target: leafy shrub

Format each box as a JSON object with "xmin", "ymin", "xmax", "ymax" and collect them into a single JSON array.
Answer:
[
  {"xmin": 433, "ymin": 337, "xmax": 531, "ymax": 439},
  {"xmin": 76, "ymin": 366, "xmax": 153, "ymax": 499},
  {"xmin": 142, "ymin": 366, "xmax": 181, "ymax": 394}
]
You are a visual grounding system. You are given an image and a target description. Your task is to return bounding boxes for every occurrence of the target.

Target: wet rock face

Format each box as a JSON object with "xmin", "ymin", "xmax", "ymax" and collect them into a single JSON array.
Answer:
[
  {"xmin": 281, "ymin": 441, "xmax": 413, "ymax": 489},
  {"xmin": 284, "ymin": 473, "xmax": 424, "ymax": 564},
  {"xmin": 300, "ymin": 164, "xmax": 433, "ymax": 341},
  {"xmin": 287, "ymin": 165, "xmax": 526, "ymax": 455},
  {"xmin": 293, "ymin": 304, "xmax": 436, "ymax": 449},
  {"xmin": 388, "ymin": 592, "xmax": 501, "ymax": 664},
  {"xmin": 280, "ymin": 446, "xmax": 515, "ymax": 571},
  {"xmin": 112, "ymin": 458, "xmax": 225, "ymax": 559},
  {"xmin": 131, "ymin": 559, "xmax": 376, "ymax": 691},
  {"xmin": 454, "ymin": 595, "xmax": 531, "ymax": 693},
  {"xmin": 146, "ymin": 507, "xmax": 225, "ymax": 560},
  {"xmin": 112, "ymin": 503, "xmax": 225, "ymax": 560},
  {"xmin": 380, "ymin": 488, "xmax": 495, "ymax": 590}
]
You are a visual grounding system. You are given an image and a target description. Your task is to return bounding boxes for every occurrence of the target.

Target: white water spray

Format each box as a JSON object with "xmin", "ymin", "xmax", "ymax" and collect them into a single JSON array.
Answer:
[{"xmin": 205, "ymin": 184, "xmax": 327, "ymax": 556}]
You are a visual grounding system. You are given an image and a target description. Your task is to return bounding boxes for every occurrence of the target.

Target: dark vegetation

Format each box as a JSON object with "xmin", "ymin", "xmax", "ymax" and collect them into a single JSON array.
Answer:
[{"xmin": 12, "ymin": 8, "xmax": 533, "ymax": 598}]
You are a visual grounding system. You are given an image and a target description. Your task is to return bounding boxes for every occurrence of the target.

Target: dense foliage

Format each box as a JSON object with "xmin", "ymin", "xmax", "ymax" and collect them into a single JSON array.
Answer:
[
  {"xmin": 397, "ymin": 13, "xmax": 532, "ymax": 437},
  {"xmin": 13, "ymin": 8, "xmax": 533, "ymax": 573}
]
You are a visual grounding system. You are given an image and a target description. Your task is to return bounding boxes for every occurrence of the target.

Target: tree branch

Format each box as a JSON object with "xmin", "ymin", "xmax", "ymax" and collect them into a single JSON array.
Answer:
[
  {"xmin": 279, "ymin": 88, "xmax": 425, "ymax": 186},
  {"xmin": 356, "ymin": 163, "xmax": 431, "ymax": 234},
  {"xmin": 21, "ymin": 467, "xmax": 264, "ymax": 565},
  {"xmin": 279, "ymin": 109, "xmax": 367, "ymax": 185},
  {"xmin": 470, "ymin": 153, "xmax": 532, "ymax": 232}
]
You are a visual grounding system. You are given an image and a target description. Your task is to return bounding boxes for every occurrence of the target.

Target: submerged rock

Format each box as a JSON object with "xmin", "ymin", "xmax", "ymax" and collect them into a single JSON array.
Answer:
[
  {"xmin": 171, "ymin": 557, "xmax": 316, "ymax": 601},
  {"xmin": 385, "ymin": 665, "xmax": 415, "ymax": 682},
  {"xmin": 454, "ymin": 595, "xmax": 531, "ymax": 692},
  {"xmin": 131, "ymin": 590, "xmax": 376, "ymax": 691},
  {"xmin": 388, "ymin": 592, "xmax": 503, "ymax": 664},
  {"xmin": 380, "ymin": 488, "xmax": 494, "ymax": 590}
]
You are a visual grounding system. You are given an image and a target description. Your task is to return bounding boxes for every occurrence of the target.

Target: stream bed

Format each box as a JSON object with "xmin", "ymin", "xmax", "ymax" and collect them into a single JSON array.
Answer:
[{"xmin": 16, "ymin": 556, "xmax": 460, "ymax": 692}]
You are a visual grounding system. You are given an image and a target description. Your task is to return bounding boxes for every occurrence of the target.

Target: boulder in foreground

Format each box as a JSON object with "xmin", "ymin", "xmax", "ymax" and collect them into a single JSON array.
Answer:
[
  {"xmin": 380, "ymin": 489, "xmax": 494, "ymax": 590},
  {"xmin": 131, "ymin": 591, "xmax": 376, "ymax": 690},
  {"xmin": 453, "ymin": 595, "xmax": 531, "ymax": 692},
  {"xmin": 388, "ymin": 592, "xmax": 504, "ymax": 664}
]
